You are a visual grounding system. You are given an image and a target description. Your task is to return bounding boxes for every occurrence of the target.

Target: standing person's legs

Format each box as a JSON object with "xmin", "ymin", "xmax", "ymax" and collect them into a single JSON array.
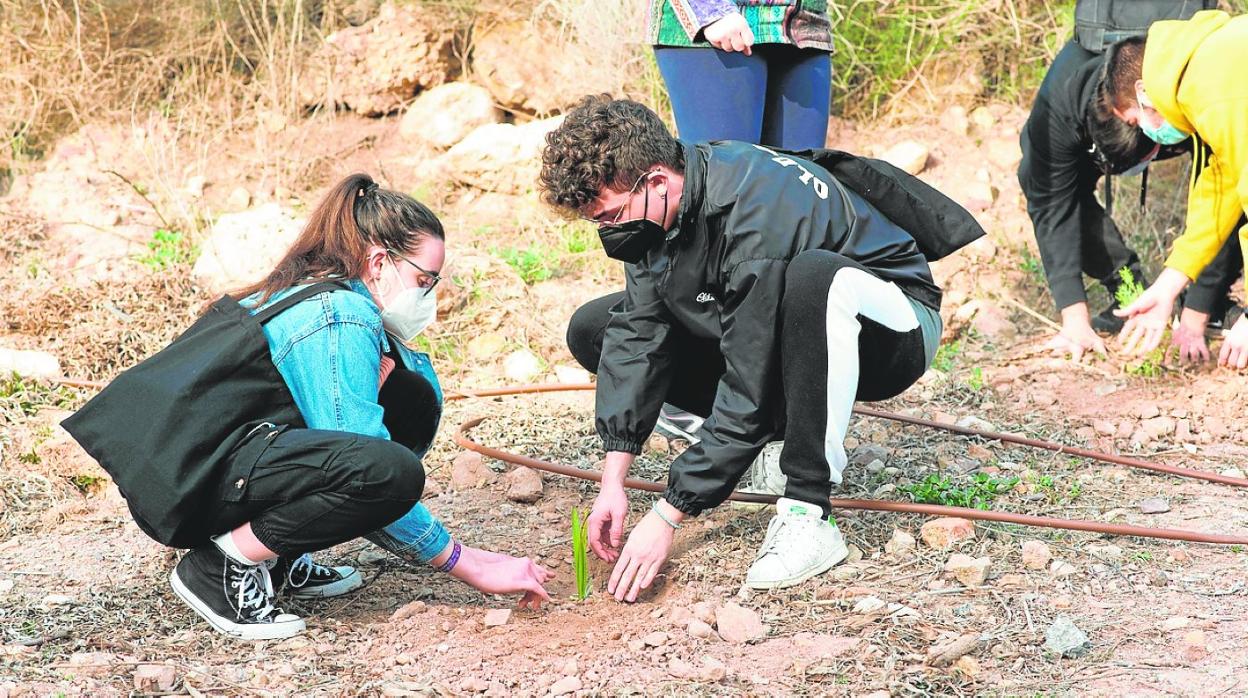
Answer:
[
  {"xmin": 1079, "ymin": 180, "xmax": 1144, "ymax": 330},
  {"xmin": 745, "ymin": 249, "xmax": 933, "ymax": 590},
  {"xmin": 172, "ymin": 428, "xmax": 424, "ymax": 639},
  {"xmin": 653, "ymin": 46, "xmax": 768, "ymax": 143},
  {"xmin": 758, "ymin": 45, "xmax": 831, "ymax": 150}
]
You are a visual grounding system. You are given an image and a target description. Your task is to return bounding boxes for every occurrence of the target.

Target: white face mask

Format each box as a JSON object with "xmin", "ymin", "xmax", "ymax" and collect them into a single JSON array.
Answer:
[{"xmin": 378, "ymin": 258, "xmax": 437, "ymax": 344}]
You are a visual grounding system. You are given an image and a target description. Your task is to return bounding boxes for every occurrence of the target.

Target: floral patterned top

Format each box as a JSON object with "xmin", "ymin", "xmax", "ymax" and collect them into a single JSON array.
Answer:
[{"xmin": 648, "ymin": 0, "xmax": 833, "ymax": 51}]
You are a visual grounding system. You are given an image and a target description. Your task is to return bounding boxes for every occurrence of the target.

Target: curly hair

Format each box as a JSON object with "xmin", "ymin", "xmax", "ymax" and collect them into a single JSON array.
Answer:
[{"xmin": 539, "ymin": 94, "xmax": 684, "ymax": 213}]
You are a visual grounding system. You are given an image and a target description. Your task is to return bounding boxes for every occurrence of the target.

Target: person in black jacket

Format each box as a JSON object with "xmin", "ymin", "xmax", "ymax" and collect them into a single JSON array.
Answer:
[
  {"xmin": 540, "ymin": 96, "xmax": 949, "ymax": 597},
  {"xmin": 1019, "ymin": 33, "xmax": 1240, "ymax": 362}
]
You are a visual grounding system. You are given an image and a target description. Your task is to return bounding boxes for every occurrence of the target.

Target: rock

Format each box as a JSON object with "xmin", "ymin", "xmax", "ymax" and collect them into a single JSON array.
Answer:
[
  {"xmin": 691, "ymin": 601, "xmax": 716, "ymax": 625},
  {"xmin": 963, "ymin": 182, "xmax": 1000, "ymax": 212},
  {"xmin": 133, "ymin": 664, "xmax": 177, "ymax": 693},
  {"xmin": 0, "ymin": 348, "xmax": 60, "ymax": 380},
  {"xmin": 715, "ymin": 602, "xmax": 765, "ymax": 644},
  {"xmin": 667, "ymin": 657, "xmax": 696, "ymax": 679},
  {"xmin": 920, "ymin": 517, "xmax": 975, "ymax": 550},
  {"xmin": 1180, "ymin": 630, "xmax": 1207, "ymax": 663},
  {"xmin": 926, "ymin": 633, "xmax": 981, "ymax": 667},
  {"xmin": 503, "ymin": 467, "xmax": 543, "ymax": 504},
  {"xmin": 470, "ymin": 21, "xmax": 600, "ymax": 115},
  {"xmin": 554, "ymin": 364, "xmax": 591, "ymax": 385},
  {"xmin": 225, "ymin": 186, "xmax": 251, "ymax": 211},
  {"xmin": 849, "ymin": 444, "xmax": 889, "ymax": 466},
  {"xmin": 450, "ymin": 451, "xmax": 496, "ymax": 489},
  {"xmin": 483, "ymin": 608, "xmax": 511, "ymax": 627},
  {"xmin": 641, "ymin": 631, "xmax": 669, "ymax": 647},
  {"xmin": 399, "ymin": 82, "xmax": 501, "ymax": 149},
  {"xmin": 1093, "ymin": 419, "xmax": 1117, "ymax": 436},
  {"xmin": 986, "ymin": 138, "xmax": 1022, "ymax": 170},
  {"xmin": 879, "ymin": 140, "xmax": 929, "ymax": 175},
  {"xmin": 440, "ymin": 117, "xmax": 564, "ymax": 194},
  {"xmin": 884, "ymin": 529, "xmax": 916, "ymax": 556},
  {"xmin": 467, "ymin": 332, "xmax": 508, "ymax": 360},
  {"xmin": 1138, "ymin": 497, "xmax": 1171, "ymax": 514},
  {"xmin": 41, "ymin": 594, "xmax": 74, "ymax": 607},
  {"xmin": 953, "ymin": 655, "xmax": 982, "ymax": 679},
  {"xmin": 185, "ymin": 175, "xmax": 207, "ymax": 198},
  {"xmin": 970, "ymin": 106, "xmax": 996, "ymax": 130},
  {"xmin": 0, "ymin": 579, "xmax": 12, "ymax": 595},
  {"xmin": 192, "ymin": 203, "xmax": 304, "ymax": 295},
  {"xmin": 699, "ymin": 656, "xmax": 727, "ymax": 682},
  {"xmin": 299, "ymin": 2, "xmax": 458, "ymax": 115},
  {"xmin": 1021, "ymin": 540, "xmax": 1052, "ymax": 570},
  {"xmin": 955, "ymin": 415, "xmax": 998, "ymax": 432},
  {"xmin": 390, "ymin": 600, "xmax": 427, "ymax": 622},
  {"xmin": 1137, "ymin": 403, "xmax": 1161, "ymax": 419},
  {"xmin": 865, "ymin": 458, "xmax": 886, "ymax": 474},
  {"xmin": 1044, "ymin": 616, "xmax": 1090, "ymax": 658},
  {"xmin": 1161, "ymin": 616, "xmax": 1190, "ymax": 631},
  {"xmin": 1142, "ymin": 416, "xmax": 1175, "ymax": 439},
  {"xmin": 548, "ymin": 676, "xmax": 582, "ymax": 696},
  {"xmin": 853, "ymin": 596, "xmax": 886, "ymax": 614},
  {"xmin": 1049, "ymin": 560, "xmax": 1077, "ymax": 577},
  {"xmin": 459, "ymin": 677, "xmax": 489, "ymax": 693},
  {"xmin": 944, "ymin": 554, "xmax": 991, "ymax": 587},
  {"xmin": 503, "ymin": 349, "xmax": 543, "ymax": 383},
  {"xmin": 1087, "ymin": 544, "xmax": 1124, "ymax": 562},
  {"xmin": 67, "ymin": 652, "xmax": 115, "ymax": 678},
  {"xmin": 687, "ymin": 619, "xmax": 713, "ymax": 639},
  {"xmin": 944, "ymin": 105, "xmax": 970, "ymax": 135}
]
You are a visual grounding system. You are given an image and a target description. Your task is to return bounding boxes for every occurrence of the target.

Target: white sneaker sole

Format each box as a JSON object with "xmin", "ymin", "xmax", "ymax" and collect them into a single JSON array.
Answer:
[
  {"xmin": 654, "ymin": 417, "xmax": 703, "ymax": 444},
  {"xmin": 744, "ymin": 539, "xmax": 850, "ymax": 591},
  {"xmin": 288, "ymin": 568, "xmax": 364, "ymax": 599},
  {"xmin": 170, "ymin": 568, "xmax": 305, "ymax": 641}
]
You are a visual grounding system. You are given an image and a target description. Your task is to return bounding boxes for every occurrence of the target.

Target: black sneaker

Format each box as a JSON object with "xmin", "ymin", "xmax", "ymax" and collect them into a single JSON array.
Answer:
[
  {"xmin": 170, "ymin": 546, "xmax": 305, "ymax": 640},
  {"xmin": 654, "ymin": 404, "xmax": 705, "ymax": 444},
  {"xmin": 268, "ymin": 553, "xmax": 363, "ymax": 599},
  {"xmin": 1091, "ymin": 303, "xmax": 1125, "ymax": 334}
]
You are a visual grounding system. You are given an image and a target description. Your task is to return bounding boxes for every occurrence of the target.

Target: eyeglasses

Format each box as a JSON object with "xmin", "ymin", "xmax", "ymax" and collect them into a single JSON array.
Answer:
[
  {"xmin": 387, "ymin": 250, "xmax": 442, "ymax": 297},
  {"xmin": 582, "ymin": 171, "xmax": 653, "ymax": 226}
]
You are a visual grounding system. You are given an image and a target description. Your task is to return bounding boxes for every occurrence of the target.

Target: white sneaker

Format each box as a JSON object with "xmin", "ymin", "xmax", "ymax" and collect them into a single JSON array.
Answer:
[
  {"xmin": 745, "ymin": 497, "xmax": 848, "ymax": 590},
  {"xmin": 742, "ymin": 441, "xmax": 787, "ymax": 496}
]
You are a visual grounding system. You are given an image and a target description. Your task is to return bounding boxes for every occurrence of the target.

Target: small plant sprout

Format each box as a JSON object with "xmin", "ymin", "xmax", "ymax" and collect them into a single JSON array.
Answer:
[
  {"xmin": 571, "ymin": 507, "xmax": 591, "ymax": 600},
  {"xmin": 1114, "ymin": 268, "xmax": 1167, "ymax": 378}
]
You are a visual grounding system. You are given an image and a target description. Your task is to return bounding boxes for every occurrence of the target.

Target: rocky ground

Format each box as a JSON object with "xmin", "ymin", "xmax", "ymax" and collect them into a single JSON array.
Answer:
[{"xmin": 3, "ymin": 4, "xmax": 1248, "ymax": 695}]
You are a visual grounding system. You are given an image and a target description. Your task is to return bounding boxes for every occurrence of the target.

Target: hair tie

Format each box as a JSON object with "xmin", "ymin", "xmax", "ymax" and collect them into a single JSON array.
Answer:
[{"xmin": 358, "ymin": 182, "xmax": 379, "ymax": 199}]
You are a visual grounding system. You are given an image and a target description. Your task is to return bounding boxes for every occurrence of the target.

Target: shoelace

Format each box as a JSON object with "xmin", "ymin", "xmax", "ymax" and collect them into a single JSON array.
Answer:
[
  {"xmin": 286, "ymin": 553, "xmax": 332, "ymax": 589},
  {"xmin": 756, "ymin": 513, "xmax": 821, "ymax": 561},
  {"xmin": 227, "ymin": 561, "xmax": 281, "ymax": 622}
]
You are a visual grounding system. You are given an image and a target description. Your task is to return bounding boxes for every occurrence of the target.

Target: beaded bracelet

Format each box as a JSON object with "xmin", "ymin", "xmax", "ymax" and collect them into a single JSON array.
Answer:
[
  {"xmin": 651, "ymin": 500, "xmax": 682, "ymax": 529},
  {"xmin": 436, "ymin": 541, "xmax": 462, "ymax": 573}
]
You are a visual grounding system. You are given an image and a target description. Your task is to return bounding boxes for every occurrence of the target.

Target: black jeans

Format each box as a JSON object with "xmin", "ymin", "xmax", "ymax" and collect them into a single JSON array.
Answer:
[
  {"xmin": 207, "ymin": 368, "xmax": 437, "ymax": 557},
  {"xmin": 568, "ymin": 250, "xmax": 931, "ymax": 512}
]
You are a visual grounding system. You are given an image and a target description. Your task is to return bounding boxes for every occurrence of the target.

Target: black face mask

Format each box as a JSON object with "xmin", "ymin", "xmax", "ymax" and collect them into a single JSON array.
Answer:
[{"xmin": 597, "ymin": 183, "xmax": 668, "ymax": 264}]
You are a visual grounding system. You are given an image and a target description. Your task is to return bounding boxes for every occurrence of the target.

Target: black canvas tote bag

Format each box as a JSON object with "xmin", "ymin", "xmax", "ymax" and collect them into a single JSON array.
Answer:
[{"xmin": 61, "ymin": 281, "xmax": 345, "ymax": 548}]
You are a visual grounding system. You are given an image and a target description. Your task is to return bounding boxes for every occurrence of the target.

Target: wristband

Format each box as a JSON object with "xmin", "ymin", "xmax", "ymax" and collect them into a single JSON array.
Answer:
[
  {"xmin": 436, "ymin": 541, "xmax": 462, "ymax": 573},
  {"xmin": 651, "ymin": 500, "xmax": 682, "ymax": 529}
]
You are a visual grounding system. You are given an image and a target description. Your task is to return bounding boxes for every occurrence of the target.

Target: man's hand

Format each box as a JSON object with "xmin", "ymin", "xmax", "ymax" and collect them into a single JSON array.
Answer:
[
  {"xmin": 587, "ymin": 451, "xmax": 635, "ymax": 562},
  {"xmin": 608, "ymin": 504, "xmax": 680, "ymax": 602},
  {"xmin": 1217, "ymin": 314, "xmax": 1248, "ymax": 369},
  {"xmin": 448, "ymin": 545, "xmax": 554, "ymax": 610},
  {"xmin": 1116, "ymin": 268, "xmax": 1189, "ymax": 355},
  {"xmin": 1172, "ymin": 308, "xmax": 1212, "ymax": 363},
  {"xmin": 1046, "ymin": 302, "xmax": 1106, "ymax": 361},
  {"xmin": 703, "ymin": 13, "xmax": 754, "ymax": 55}
]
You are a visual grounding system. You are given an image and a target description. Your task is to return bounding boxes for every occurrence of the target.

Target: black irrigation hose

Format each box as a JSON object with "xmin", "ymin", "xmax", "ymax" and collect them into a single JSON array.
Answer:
[{"xmin": 449, "ymin": 383, "xmax": 1248, "ymax": 546}]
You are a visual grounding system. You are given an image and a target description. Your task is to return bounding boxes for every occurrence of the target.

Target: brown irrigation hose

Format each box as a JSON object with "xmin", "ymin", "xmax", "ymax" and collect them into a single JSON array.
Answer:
[{"xmin": 450, "ymin": 384, "xmax": 1248, "ymax": 546}]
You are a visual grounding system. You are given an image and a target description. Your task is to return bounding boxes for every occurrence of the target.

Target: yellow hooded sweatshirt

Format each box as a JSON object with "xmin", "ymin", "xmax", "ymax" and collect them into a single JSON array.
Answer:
[{"xmin": 1144, "ymin": 10, "xmax": 1248, "ymax": 281}]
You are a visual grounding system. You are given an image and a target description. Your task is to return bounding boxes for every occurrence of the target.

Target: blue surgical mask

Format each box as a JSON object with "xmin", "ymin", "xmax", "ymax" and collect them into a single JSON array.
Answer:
[{"xmin": 1136, "ymin": 90, "xmax": 1189, "ymax": 146}]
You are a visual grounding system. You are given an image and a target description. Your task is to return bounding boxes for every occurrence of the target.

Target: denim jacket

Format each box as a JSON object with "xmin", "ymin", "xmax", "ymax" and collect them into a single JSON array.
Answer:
[{"xmin": 244, "ymin": 278, "xmax": 450, "ymax": 563}]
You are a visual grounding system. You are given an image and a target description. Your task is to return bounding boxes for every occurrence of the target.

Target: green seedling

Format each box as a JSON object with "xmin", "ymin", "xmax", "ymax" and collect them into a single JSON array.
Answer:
[
  {"xmin": 1114, "ymin": 268, "xmax": 1167, "ymax": 377},
  {"xmin": 967, "ymin": 366, "xmax": 984, "ymax": 391},
  {"xmin": 900, "ymin": 472, "xmax": 1019, "ymax": 510},
  {"xmin": 497, "ymin": 244, "xmax": 557, "ymax": 285},
  {"xmin": 932, "ymin": 339, "xmax": 962, "ymax": 373},
  {"xmin": 138, "ymin": 228, "xmax": 196, "ymax": 270},
  {"xmin": 570, "ymin": 507, "xmax": 591, "ymax": 600}
]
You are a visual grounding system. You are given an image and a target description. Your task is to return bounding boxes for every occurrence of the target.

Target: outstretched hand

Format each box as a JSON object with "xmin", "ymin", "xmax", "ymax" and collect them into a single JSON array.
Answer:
[
  {"xmin": 1116, "ymin": 268, "xmax": 1188, "ymax": 355},
  {"xmin": 450, "ymin": 545, "xmax": 555, "ymax": 609},
  {"xmin": 607, "ymin": 510, "xmax": 675, "ymax": 603}
]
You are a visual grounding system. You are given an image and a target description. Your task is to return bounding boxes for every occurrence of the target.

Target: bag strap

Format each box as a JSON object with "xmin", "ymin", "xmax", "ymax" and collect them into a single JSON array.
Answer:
[{"xmin": 252, "ymin": 281, "xmax": 349, "ymax": 325}]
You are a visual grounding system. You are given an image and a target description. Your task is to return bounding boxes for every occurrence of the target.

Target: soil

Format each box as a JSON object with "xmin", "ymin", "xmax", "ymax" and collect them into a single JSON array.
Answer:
[{"xmin": 2, "ymin": 103, "xmax": 1247, "ymax": 697}]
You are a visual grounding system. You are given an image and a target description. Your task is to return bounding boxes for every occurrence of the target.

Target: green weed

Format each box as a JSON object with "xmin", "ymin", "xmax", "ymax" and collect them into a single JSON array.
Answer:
[
  {"xmin": 967, "ymin": 366, "xmax": 984, "ymax": 391},
  {"xmin": 900, "ymin": 472, "xmax": 1019, "ymax": 510},
  {"xmin": 571, "ymin": 507, "xmax": 591, "ymax": 600},
  {"xmin": 137, "ymin": 228, "xmax": 197, "ymax": 270},
  {"xmin": 1019, "ymin": 248, "xmax": 1045, "ymax": 285},
  {"xmin": 1114, "ymin": 268, "xmax": 1167, "ymax": 378},
  {"xmin": 69, "ymin": 473, "xmax": 106, "ymax": 494},
  {"xmin": 497, "ymin": 244, "xmax": 558, "ymax": 285},
  {"xmin": 932, "ymin": 339, "xmax": 962, "ymax": 373},
  {"xmin": 1, "ymin": 373, "xmax": 76, "ymax": 424}
]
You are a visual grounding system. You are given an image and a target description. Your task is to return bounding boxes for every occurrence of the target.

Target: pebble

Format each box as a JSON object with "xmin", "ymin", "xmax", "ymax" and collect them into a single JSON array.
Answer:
[
  {"xmin": 1138, "ymin": 497, "xmax": 1171, "ymax": 514},
  {"xmin": 1021, "ymin": 540, "xmax": 1052, "ymax": 570},
  {"xmin": 133, "ymin": 664, "xmax": 177, "ymax": 693},
  {"xmin": 920, "ymin": 517, "xmax": 975, "ymax": 549},
  {"xmin": 944, "ymin": 553, "xmax": 991, "ymax": 587},
  {"xmin": 884, "ymin": 529, "xmax": 916, "ymax": 556},
  {"xmin": 641, "ymin": 631, "xmax": 669, "ymax": 647},
  {"xmin": 459, "ymin": 677, "xmax": 489, "ymax": 693},
  {"xmin": 548, "ymin": 676, "xmax": 582, "ymax": 696},
  {"xmin": 687, "ymin": 619, "xmax": 713, "ymax": 639},
  {"xmin": 715, "ymin": 602, "xmax": 765, "ymax": 644},
  {"xmin": 1044, "ymin": 615, "xmax": 1090, "ymax": 658},
  {"xmin": 503, "ymin": 466, "xmax": 544, "ymax": 504},
  {"xmin": 690, "ymin": 601, "xmax": 716, "ymax": 625},
  {"xmin": 853, "ymin": 596, "xmax": 887, "ymax": 614},
  {"xmin": 390, "ymin": 600, "xmax": 427, "ymax": 622},
  {"xmin": 483, "ymin": 609, "xmax": 511, "ymax": 627},
  {"xmin": 1180, "ymin": 630, "xmax": 1208, "ymax": 663},
  {"xmin": 1049, "ymin": 560, "xmax": 1077, "ymax": 577}
]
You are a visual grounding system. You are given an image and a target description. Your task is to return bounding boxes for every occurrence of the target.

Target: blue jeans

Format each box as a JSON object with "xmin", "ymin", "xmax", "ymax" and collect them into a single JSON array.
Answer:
[{"xmin": 653, "ymin": 44, "xmax": 831, "ymax": 149}]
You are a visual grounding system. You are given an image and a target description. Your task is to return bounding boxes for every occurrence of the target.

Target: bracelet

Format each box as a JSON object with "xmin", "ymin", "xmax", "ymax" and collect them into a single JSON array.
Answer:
[
  {"xmin": 436, "ymin": 541, "xmax": 462, "ymax": 573},
  {"xmin": 651, "ymin": 500, "xmax": 682, "ymax": 529}
]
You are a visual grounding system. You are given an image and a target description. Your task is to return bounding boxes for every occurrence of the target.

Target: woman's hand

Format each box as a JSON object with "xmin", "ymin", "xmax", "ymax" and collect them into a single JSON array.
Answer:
[
  {"xmin": 703, "ymin": 13, "xmax": 754, "ymax": 56},
  {"xmin": 1171, "ymin": 308, "xmax": 1211, "ymax": 363},
  {"xmin": 1046, "ymin": 303, "xmax": 1106, "ymax": 361},
  {"xmin": 1116, "ymin": 268, "xmax": 1188, "ymax": 355},
  {"xmin": 448, "ymin": 545, "xmax": 554, "ymax": 609},
  {"xmin": 587, "ymin": 483, "xmax": 629, "ymax": 562},
  {"xmin": 607, "ymin": 503, "xmax": 681, "ymax": 603},
  {"xmin": 1217, "ymin": 315, "xmax": 1248, "ymax": 370}
]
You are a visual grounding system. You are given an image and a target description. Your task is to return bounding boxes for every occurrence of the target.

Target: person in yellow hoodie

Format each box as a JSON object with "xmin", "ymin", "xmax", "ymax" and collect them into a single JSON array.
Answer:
[{"xmin": 1101, "ymin": 9, "xmax": 1248, "ymax": 368}]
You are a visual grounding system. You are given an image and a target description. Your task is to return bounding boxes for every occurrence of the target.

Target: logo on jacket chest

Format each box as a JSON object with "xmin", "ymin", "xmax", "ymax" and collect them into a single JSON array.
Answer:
[{"xmin": 695, "ymin": 292, "xmax": 717, "ymax": 303}]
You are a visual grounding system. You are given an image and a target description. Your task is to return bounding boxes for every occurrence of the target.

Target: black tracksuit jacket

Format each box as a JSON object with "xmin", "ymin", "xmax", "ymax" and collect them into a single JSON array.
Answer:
[{"xmin": 595, "ymin": 141, "xmax": 942, "ymax": 516}]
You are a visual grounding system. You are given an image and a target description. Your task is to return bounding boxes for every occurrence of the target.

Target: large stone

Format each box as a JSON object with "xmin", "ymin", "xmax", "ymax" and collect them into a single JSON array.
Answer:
[
  {"xmin": 192, "ymin": 203, "xmax": 304, "ymax": 295},
  {"xmin": 133, "ymin": 664, "xmax": 177, "ymax": 693},
  {"xmin": 944, "ymin": 553, "xmax": 991, "ymax": 587},
  {"xmin": 1021, "ymin": 540, "xmax": 1052, "ymax": 570},
  {"xmin": 440, "ymin": 117, "xmax": 564, "ymax": 194},
  {"xmin": 450, "ymin": 451, "xmax": 496, "ymax": 489},
  {"xmin": 548, "ymin": 676, "xmax": 582, "ymax": 696},
  {"xmin": 1044, "ymin": 615, "xmax": 1090, "ymax": 658},
  {"xmin": 715, "ymin": 602, "xmax": 765, "ymax": 644},
  {"xmin": 884, "ymin": 529, "xmax": 916, "ymax": 557},
  {"xmin": 399, "ymin": 82, "xmax": 501, "ymax": 149},
  {"xmin": 503, "ymin": 349, "xmax": 543, "ymax": 383},
  {"xmin": 0, "ymin": 348, "xmax": 60, "ymax": 380},
  {"xmin": 482, "ymin": 608, "xmax": 511, "ymax": 627},
  {"xmin": 920, "ymin": 517, "xmax": 975, "ymax": 550},
  {"xmin": 299, "ymin": 2, "xmax": 458, "ymax": 116},
  {"xmin": 471, "ymin": 21, "xmax": 600, "ymax": 115},
  {"xmin": 879, "ymin": 141, "xmax": 930, "ymax": 175},
  {"xmin": 503, "ymin": 467, "xmax": 543, "ymax": 504}
]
